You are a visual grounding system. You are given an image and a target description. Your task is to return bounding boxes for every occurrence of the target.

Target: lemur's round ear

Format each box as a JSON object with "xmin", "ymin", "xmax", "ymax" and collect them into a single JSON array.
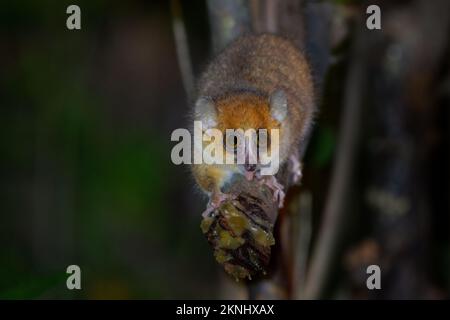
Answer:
[
  {"xmin": 195, "ymin": 96, "xmax": 217, "ymax": 128},
  {"xmin": 269, "ymin": 89, "xmax": 288, "ymax": 123}
]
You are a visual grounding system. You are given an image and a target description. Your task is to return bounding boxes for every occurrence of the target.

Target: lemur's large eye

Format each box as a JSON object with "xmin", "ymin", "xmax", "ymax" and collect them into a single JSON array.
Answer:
[
  {"xmin": 257, "ymin": 129, "xmax": 271, "ymax": 152},
  {"xmin": 224, "ymin": 134, "xmax": 240, "ymax": 153}
]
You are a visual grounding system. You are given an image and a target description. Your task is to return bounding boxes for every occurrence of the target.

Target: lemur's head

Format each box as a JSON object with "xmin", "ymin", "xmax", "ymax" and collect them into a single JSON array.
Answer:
[{"xmin": 194, "ymin": 90, "xmax": 288, "ymax": 177}]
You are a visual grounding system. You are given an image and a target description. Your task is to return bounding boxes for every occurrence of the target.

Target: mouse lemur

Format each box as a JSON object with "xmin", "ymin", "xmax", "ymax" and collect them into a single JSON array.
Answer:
[{"xmin": 191, "ymin": 34, "xmax": 315, "ymax": 217}]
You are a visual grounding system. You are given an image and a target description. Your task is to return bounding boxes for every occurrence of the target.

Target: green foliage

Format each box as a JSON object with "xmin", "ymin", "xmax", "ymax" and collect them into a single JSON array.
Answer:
[{"xmin": 0, "ymin": 271, "xmax": 66, "ymax": 299}]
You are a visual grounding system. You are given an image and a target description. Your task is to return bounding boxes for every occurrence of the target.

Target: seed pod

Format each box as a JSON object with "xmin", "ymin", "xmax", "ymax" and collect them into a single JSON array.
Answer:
[{"xmin": 200, "ymin": 178, "xmax": 278, "ymax": 281}]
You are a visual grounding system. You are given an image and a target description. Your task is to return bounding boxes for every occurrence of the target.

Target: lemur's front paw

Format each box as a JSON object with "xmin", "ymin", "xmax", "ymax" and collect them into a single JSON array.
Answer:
[
  {"xmin": 289, "ymin": 154, "xmax": 302, "ymax": 185},
  {"xmin": 258, "ymin": 175, "xmax": 285, "ymax": 208},
  {"xmin": 202, "ymin": 192, "xmax": 235, "ymax": 218}
]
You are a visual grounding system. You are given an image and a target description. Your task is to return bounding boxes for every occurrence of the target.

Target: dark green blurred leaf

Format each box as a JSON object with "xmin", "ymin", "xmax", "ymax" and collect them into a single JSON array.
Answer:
[{"xmin": 0, "ymin": 272, "xmax": 66, "ymax": 299}]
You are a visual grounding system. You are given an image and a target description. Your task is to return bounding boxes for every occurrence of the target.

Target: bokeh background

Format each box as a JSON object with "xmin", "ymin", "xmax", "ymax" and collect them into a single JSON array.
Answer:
[{"xmin": 0, "ymin": 0, "xmax": 449, "ymax": 299}]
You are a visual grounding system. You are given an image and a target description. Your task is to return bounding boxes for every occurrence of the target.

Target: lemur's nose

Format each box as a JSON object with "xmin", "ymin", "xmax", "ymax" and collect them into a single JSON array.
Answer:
[{"xmin": 244, "ymin": 164, "xmax": 256, "ymax": 172}]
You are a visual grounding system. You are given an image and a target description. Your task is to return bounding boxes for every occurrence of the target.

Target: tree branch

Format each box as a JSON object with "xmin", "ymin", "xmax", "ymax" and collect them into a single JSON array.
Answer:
[{"xmin": 303, "ymin": 23, "xmax": 366, "ymax": 299}]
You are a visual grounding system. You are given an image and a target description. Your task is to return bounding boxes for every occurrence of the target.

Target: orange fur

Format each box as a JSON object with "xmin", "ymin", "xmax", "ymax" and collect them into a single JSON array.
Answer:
[{"xmin": 215, "ymin": 93, "xmax": 280, "ymax": 132}]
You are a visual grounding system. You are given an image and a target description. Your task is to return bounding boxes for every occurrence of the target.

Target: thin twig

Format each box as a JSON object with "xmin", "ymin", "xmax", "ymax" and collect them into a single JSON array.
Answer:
[
  {"xmin": 170, "ymin": 0, "xmax": 195, "ymax": 101},
  {"xmin": 293, "ymin": 191, "xmax": 313, "ymax": 299}
]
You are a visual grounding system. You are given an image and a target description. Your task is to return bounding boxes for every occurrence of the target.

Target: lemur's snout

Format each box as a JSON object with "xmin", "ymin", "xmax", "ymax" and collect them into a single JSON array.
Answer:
[{"xmin": 244, "ymin": 163, "xmax": 257, "ymax": 172}]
